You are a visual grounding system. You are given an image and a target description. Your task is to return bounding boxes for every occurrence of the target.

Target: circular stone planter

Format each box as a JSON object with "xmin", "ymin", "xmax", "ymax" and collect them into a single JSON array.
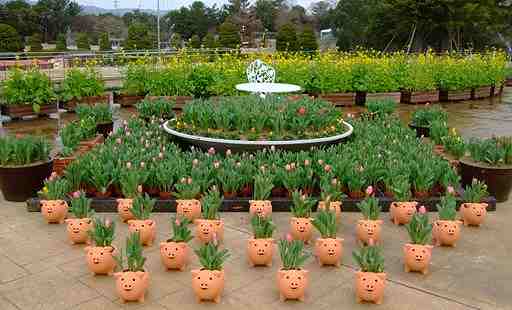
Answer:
[
  {"xmin": 408, "ymin": 123, "xmax": 430, "ymax": 138},
  {"xmin": 162, "ymin": 121, "xmax": 354, "ymax": 153},
  {"xmin": 459, "ymin": 158, "xmax": 512, "ymax": 202},
  {"xmin": 0, "ymin": 160, "xmax": 53, "ymax": 202}
]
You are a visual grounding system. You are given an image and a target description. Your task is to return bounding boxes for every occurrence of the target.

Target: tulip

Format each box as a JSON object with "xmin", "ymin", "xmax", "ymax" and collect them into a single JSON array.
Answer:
[
  {"xmin": 324, "ymin": 164, "xmax": 332, "ymax": 172},
  {"xmin": 368, "ymin": 238, "xmax": 375, "ymax": 246},
  {"xmin": 137, "ymin": 185, "xmax": 143, "ymax": 193},
  {"xmin": 72, "ymin": 191, "xmax": 81, "ymax": 199},
  {"xmin": 366, "ymin": 186, "xmax": 374, "ymax": 196},
  {"xmin": 208, "ymin": 147, "xmax": 216, "ymax": 155},
  {"xmin": 175, "ymin": 218, "xmax": 181, "ymax": 226},
  {"xmin": 140, "ymin": 162, "xmax": 145, "ymax": 168},
  {"xmin": 304, "ymin": 159, "xmax": 310, "ymax": 166},
  {"xmin": 447, "ymin": 186, "xmax": 455, "ymax": 195},
  {"xmin": 116, "ymin": 138, "xmax": 122, "ymax": 144},
  {"xmin": 419, "ymin": 206, "xmax": 427, "ymax": 214},
  {"xmin": 286, "ymin": 233, "xmax": 293, "ymax": 242},
  {"xmin": 226, "ymin": 149, "xmax": 232, "ymax": 156},
  {"xmin": 126, "ymin": 162, "xmax": 132, "ymax": 169}
]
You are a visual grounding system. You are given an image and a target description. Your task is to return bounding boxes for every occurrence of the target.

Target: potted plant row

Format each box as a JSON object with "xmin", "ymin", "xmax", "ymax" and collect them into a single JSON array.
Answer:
[{"xmin": 59, "ymin": 67, "xmax": 108, "ymax": 111}]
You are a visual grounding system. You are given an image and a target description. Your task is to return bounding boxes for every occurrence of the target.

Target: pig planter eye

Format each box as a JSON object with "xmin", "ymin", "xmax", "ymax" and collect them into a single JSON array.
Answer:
[
  {"xmin": 460, "ymin": 203, "xmax": 488, "ymax": 226},
  {"xmin": 390, "ymin": 202, "xmax": 417, "ymax": 225},
  {"xmin": 65, "ymin": 218, "xmax": 93, "ymax": 244},
  {"xmin": 277, "ymin": 270, "xmax": 309, "ymax": 302},
  {"xmin": 114, "ymin": 271, "xmax": 149, "ymax": 303},
  {"xmin": 355, "ymin": 272, "xmax": 386, "ymax": 304},
  {"xmin": 41, "ymin": 200, "xmax": 68, "ymax": 224}
]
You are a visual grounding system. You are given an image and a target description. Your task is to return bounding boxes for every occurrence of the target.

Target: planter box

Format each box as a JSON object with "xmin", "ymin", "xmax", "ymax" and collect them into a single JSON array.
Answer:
[
  {"xmin": 365, "ymin": 92, "xmax": 401, "ymax": 104},
  {"xmin": 317, "ymin": 93, "xmax": 355, "ymax": 107},
  {"xmin": 115, "ymin": 94, "xmax": 145, "ymax": 107},
  {"xmin": 288, "ymin": 94, "xmax": 313, "ymax": 102},
  {"xmin": 401, "ymin": 90, "xmax": 439, "ymax": 104},
  {"xmin": 62, "ymin": 95, "xmax": 110, "ymax": 111},
  {"xmin": 506, "ymin": 78, "xmax": 512, "ymax": 87},
  {"xmin": 53, "ymin": 155, "xmax": 76, "ymax": 176},
  {"xmin": 439, "ymin": 89, "xmax": 472, "ymax": 102},
  {"xmin": 471, "ymin": 86, "xmax": 492, "ymax": 99},
  {"xmin": 146, "ymin": 96, "xmax": 193, "ymax": 111},
  {"xmin": 1, "ymin": 104, "xmax": 57, "ymax": 119},
  {"xmin": 77, "ymin": 134, "xmax": 104, "ymax": 154}
]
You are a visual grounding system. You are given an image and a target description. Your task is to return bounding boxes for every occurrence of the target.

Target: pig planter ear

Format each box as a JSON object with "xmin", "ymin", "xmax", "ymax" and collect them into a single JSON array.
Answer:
[{"xmin": 355, "ymin": 271, "xmax": 386, "ymax": 304}]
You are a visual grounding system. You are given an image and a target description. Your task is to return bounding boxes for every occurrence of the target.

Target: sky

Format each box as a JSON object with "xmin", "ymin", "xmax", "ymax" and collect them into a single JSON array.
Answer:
[{"xmin": 75, "ymin": 0, "xmax": 312, "ymax": 10}]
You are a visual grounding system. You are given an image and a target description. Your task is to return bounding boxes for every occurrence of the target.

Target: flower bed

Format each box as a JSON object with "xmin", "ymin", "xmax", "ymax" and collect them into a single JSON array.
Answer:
[{"xmin": 59, "ymin": 68, "xmax": 106, "ymax": 111}]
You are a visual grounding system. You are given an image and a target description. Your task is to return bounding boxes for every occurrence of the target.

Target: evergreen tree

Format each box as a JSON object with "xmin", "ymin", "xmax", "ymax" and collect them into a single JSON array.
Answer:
[
  {"xmin": 124, "ymin": 22, "xmax": 153, "ymax": 50},
  {"xmin": 56, "ymin": 33, "xmax": 67, "ymax": 51},
  {"xmin": 189, "ymin": 34, "xmax": 201, "ymax": 48},
  {"xmin": 76, "ymin": 32, "xmax": 90, "ymax": 50},
  {"xmin": 0, "ymin": 24, "xmax": 22, "ymax": 52},
  {"xmin": 276, "ymin": 23, "xmax": 298, "ymax": 51},
  {"xmin": 28, "ymin": 33, "xmax": 43, "ymax": 51},
  {"xmin": 99, "ymin": 32, "xmax": 111, "ymax": 51},
  {"xmin": 170, "ymin": 33, "xmax": 182, "ymax": 49},
  {"xmin": 218, "ymin": 21, "xmax": 240, "ymax": 49},
  {"xmin": 203, "ymin": 33, "xmax": 217, "ymax": 49},
  {"xmin": 299, "ymin": 26, "xmax": 318, "ymax": 51}
]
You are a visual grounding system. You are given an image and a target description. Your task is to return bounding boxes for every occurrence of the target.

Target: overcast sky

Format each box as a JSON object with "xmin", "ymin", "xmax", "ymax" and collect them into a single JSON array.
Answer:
[{"xmin": 76, "ymin": 0, "xmax": 312, "ymax": 10}]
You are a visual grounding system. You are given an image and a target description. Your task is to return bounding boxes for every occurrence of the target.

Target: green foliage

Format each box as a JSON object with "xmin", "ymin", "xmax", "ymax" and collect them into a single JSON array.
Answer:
[
  {"xmin": 56, "ymin": 33, "xmax": 67, "ymax": 51},
  {"xmin": 352, "ymin": 244, "xmax": 385, "ymax": 273},
  {"xmin": 442, "ymin": 132, "xmax": 466, "ymax": 159},
  {"xmin": 299, "ymin": 26, "xmax": 318, "ymax": 51},
  {"xmin": 173, "ymin": 178, "xmax": 201, "ymax": 199},
  {"xmin": 89, "ymin": 217, "xmax": 115, "ymax": 247},
  {"xmin": 290, "ymin": 190, "xmax": 316, "ymax": 218},
  {"xmin": 405, "ymin": 213, "xmax": 432, "ymax": 245},
  {"xmin": 59, "ymin": 120, "xmax": 96, "ymax": 155},
  {"xmin": 437, "ymin": 194, "xmax": 457, "ymax": 221},
  {"xmin": 115, "ymin": 233, "xmax": 146, "ymax": 272},
  {"xmin": 430, "ymin": 120, "xmax": 449, "ymax": 145},
  {"xmin": 122, "ymin": 64, "xmax": 150, "ymax": 96},
  {"xmin": 44, "ymin": 178, "xmax": 70, "ymax": 200},
  {"xmin": 312, "ymin": 209, "xmax": 337, "ymax": 238},
  {"xmin": 120, "ymin": 169, "xmax": 143, "ymax": 198},
  {"xmin": 467, "ymin": 137, "xmax": 512, "ymax": 166},
  {"xmin": 251, "ymin": 215, "xmax": 276, "ymax": 239},
  {"xmin": 203, "ymin": 33, "xmax": 217, "ymax": 48},
  {"xmin": 278, "ymin": 239, "xmax": 310, "ymax": 270},
  {"xmin": 76, "ymin": 32, "xmax": 90, "ymax": 50},
  {"xmin": 411, "ymin": 106, "xmax": 448, "ymax": 128},
  {"xmin": 320, "ymin": 177, "xmax": 345, "ymax": 202},
  {"xmin": 28, "ymin": 33, "xmax": 43, "ymax": 51},
  {"xmin": 136, "ymin": 98, "xmax": 175, "ymax": 120},
  {"xmin": 124, "ymin": 23, "xmax": 153, "ymax": 50},
  {"xmin": 168, "ymin": 217, "xmax": 193, "ymax": 243},
  {"xmin": 218, "ymin": 21, "xmax": 240, "ymax": 48},
  {"xmin": 99, "ymin": 32, "xmax": 110, "ymax": 51},
  {"xmin": 195, "ymin": 242, "xmax": 230, "ymax": 270},
  {"xmin": 130, "ymin": 194, "xmax": 155, "ymax": 220},
  {"xmin": 170, "ymin": 33, "xmax": 182, "ymax": 49},
  {"xmin": 2, "ymin": 68, "xmax": 56, "ymax": 109},
  {"xmin": 462, "ymin": 179, "xmax": 488, "ymax": 203},
  {"xmin": 276, "ymin": 23, "xmax": 298, "ymax": 51},
  {"xmin": 75, "ymin": 103, "xmax": 112, "ymax": 124},
  {"xmin": 60, "ymin": 68, "xmax": 105, "ymax": 102},
  {"xmin": 69, "ymin": 191, "xmax": 94, "ymax": 218},
  {"xmin": 357, "ymin": 197, "xmax": 381, "ymax": 220},
  {"xmin": 189, "ymin": 34, "xmax": 201, "ymax": 48},
  {"xmin": 0, "ymin": 24, "xmax": 22, "ymax": 52},
  {"xmin": 201, "ymin": 187, "xmax": 222, "ymax": 220},
  {"xmin": 253, "ymin": 173, "xmax": 273, "ymax": 200},
  {"xmin": 0, "ymin": 135, "xmax": 51, "ymax": 166},
  {"xmin": 389, "ymin": 175, "xmax": 412, "ymax": 201},
  {"xmin": 365, "ymin": 99, "xmax": 396, "ymax": 117},
  {"xmin": 188, "ymin": 65, "xmax": 215, "ymax": 98}
]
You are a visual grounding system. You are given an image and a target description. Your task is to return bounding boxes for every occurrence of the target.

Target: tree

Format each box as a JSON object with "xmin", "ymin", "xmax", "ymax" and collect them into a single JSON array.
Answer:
[
  {"xmin": 164, "ymin": 1, "xmax": 223, "ymax": 39},
  {"xmin": 56, "ymin": 33, "xmax": 67, "ymax": 51},
  {"xmin": 0, "ymin": 24, "xmax": 22, "ymax": 52},
  {"xmin": 310, "ymin": 1, "xmax": 335, "ymax": 31},
  {"xmin": 28, "ymin": 33, "xmax": 43, "ymax": 51},
  {"xmin": 34, "ymin": 0, "xmax": 81, "ymax": 41},
  {"xmin": 0, "ymin": 0, "xmax": 39, "ymax": 38},
  {"xmin": 76, "ymin": 32, "xmax": 90, "ymax": 50},
  {"xmin": 189, "ymin": 34, "xmax": 201, "ymax": 48},
  {"xmin": 170, "ymin": 33, "xmax": 182, "ymax": 49},
  {"xmin": 299, "ymin": 26, "xmax": 318, "ymax": 51},
  {"xmin": 204, "ymin": 33, "xmax": 217, "ymax": 48},
  {"xmin": 124, "ymin": 22, "xmax": 153, "ymax": 50},
  {"xmin": 99, "ymin": 32, "xmax": 111, "ymax": 51},
  {"xmin": 254, "ymin": 0, "xmax": 276, "ymax": 31},
  {"xmin": 218, "ymin": 21, "xmax": 240, "ymax": 48},
  {"xmin": 276, "ymin": 23, "xmax": 298, "ymax": 51}
]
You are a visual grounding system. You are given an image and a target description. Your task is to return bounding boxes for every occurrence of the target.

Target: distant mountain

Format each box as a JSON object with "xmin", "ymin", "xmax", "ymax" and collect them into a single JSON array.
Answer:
[{"xmin": 80, "ymin": 5, "xmax": 167, "ymax": 16}]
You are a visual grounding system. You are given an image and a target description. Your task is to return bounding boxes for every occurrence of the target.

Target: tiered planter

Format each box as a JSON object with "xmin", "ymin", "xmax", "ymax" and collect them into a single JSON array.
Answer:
[
  {"xmin": 53, "ymin": 155, "xmax": 76, "ymax": 176},
  {"xmin": 1, "ymin": 104, "xmax": 57, "ymax": 119},
  {"xmin": 366, "ymin": 92, "xmax": 401, "ymax": 104},
  {"xmin": 53, "ymin": 134, "xmax": 104, "ymax": 175},
  {"xmin": 401, "ymin": 90, "xmax": 439, "ymax": 104},
  {"xmin": 77, "ymin": 134, "xmax": 105, "ymax": 154},
  {"xmin": 62, "ymin": 95, "xmax": 110, "ymax": 111},
  {"xmin": 115, "ymin": 94, "xmax": 145, "ymax": 107},
  {"xmin": 317, "ymin": 93, "xmax": 356, "ymax": 107},
  {"xmin": 439, "ymin": 89, "xmax": 472, "ymax": 102},
  {"xmin": 471, "ymin": 86, "xmax": 493, "ymax": 99}
]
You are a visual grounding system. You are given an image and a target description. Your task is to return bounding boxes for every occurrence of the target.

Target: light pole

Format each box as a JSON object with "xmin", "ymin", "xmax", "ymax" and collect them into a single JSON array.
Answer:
[{"xmin": 157, "ymin": 0, "xmax": 161, "ymax": 51}]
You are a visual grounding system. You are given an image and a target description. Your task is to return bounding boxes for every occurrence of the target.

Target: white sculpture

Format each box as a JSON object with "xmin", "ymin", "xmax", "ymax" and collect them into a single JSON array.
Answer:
[{"xmin": 246, "ymin": 59, "xmax": 276, "ymax": 83}]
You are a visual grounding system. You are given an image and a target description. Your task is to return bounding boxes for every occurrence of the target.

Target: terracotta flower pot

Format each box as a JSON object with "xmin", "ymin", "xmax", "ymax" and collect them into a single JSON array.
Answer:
[
  {"xmin": 432, "ymin": 220, "xmax": 462, "ymax": 247},
  {"xmin": 356, "ymin": 219, "xmax": 383, "ymax": 245},
  {"xmin": 403, "ymin": 243, "xmax": 433, "ymax": 275},
  {"xmin": 65, "ymin": 218, "xmax": 93, "ymax": 244},
  {"xmin": 117, "ymin": 198, "xmax": 135, "ymax": 222},
  {"xmin": 41, "ymin": 200, "xmax": 68, "ymax": 224},
  {"xmin": 160, "ymin": 241, "xmax": 189, "ymax": 271},
  {"xmin": 289, "ymin": 217, "xmax": 313, "ymax": 244},
  {"xmin": 159, "ymin": 191, "xmax": 173, "ymax": 199},
  {"xmin": 315, "ymin": 238, "xmax": 343, "ymax": 267},
  {"xmin": 128, "ymin": 219, "xmax": 156, "ymax": 246},
  {"xmin": 389, "ymin": 201, "xmax": 418, "ymax": 225},
  {"xmin": 348, "ymin": 191, "xmax": 365, "ymax": 199},
  {"xmin": 317, "ymin": 201, "xmax": 342, "ymax": 223},
  {"xmin": 460, "ymin": 202, "xmax": 488, "ymax": 226},
  {"xmin": 247, "ymin": 238, "xmax": 273, "ymax": 267},
  {"xmin": 95, "ymin": 190, "xmax": 112, "ymax": 198},
  {"xmin": 191, "ymin": 269, "xmax": 225, "ymax": 303},
  {"xmin": 114, "ymin": 271, "xmax": 150, "ymax": 303},
  {"xmin": 249, "ymin": 200, "xmax": 272, "ymax": 218},
  {"xmin": 194, "ymin": 219, "xmax": 224, "ymax": 244},
  {"xmin": 84, "ymin": 246, "xmax": 116, "ymax": 275},
  {"xmin": 176, "ymin": 199, "xmax": 201, "ymax": 221},
  {"xmin": 355, "ymin": 271, "xmax": 386, "ymax": 304},
  {"xmin": 277, "ymin": 269, "xmax": 308, "ymax": 302}
]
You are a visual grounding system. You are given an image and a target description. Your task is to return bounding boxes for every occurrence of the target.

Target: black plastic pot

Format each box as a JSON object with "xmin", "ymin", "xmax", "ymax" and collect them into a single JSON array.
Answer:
[
  {"xmin": 408, "ymin": 123, "xmax": 430, "ymax": 138},
  {"xmin": 96, "ymin": 122, "xmax": 114, "ymax": 138},
  {"xmin": 459, "ymin": 158, "xmax": 512, "ymax": 202},
  {"xmin": 0, "ymin": 160, "xmax": 53, "ymax": 202}
]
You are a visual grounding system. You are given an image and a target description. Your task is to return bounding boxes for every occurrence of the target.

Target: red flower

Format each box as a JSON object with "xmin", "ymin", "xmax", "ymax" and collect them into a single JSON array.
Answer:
[{"xmin": 297, "ymin": 107, "xmax": 306, "ymax": 115}]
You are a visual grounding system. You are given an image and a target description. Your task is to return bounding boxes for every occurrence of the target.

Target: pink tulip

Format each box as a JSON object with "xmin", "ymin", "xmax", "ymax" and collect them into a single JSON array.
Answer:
[
  {"xmin": 137, "ymin": 185, "xmax": 143, "ymax": 193},
  {"xmin": 366, "ymin": 186, "xmax": 374, "ymax": 196},
  {"xmin": 419, "ymin": 206, "xmax": 427, "ymax": 214},
  {"xmin": 324, "ymin": 164, "xmax": 332, "ymax": 172},
  {"xmin": 192, "ymin": 159, "xmax": 199, "ymax": 166},
  {"xmin": 318, "ymin": 159, "xmax": 324, "ymax": 165},
  {"xmin": 116, "ymin": 138, "xmax": 122, "ymax": 144},
  {"xmin": 212, "ymin": 232, "xmax": 218, "ymax": 246},
  {"xmin": 447, "ymin": 186, "xmax": 455, "ymax": 195},
  {"xmin": 187, "ymin": 177, "xmax": 192, "ymax": 185},
  {"xmin": 368, "ymin": 238, "xmax": 375, "ymax": 246},
  {"xmin": 304, "ymin": 159, "xmax": 310, "ymax": 166},
  {"xmin": 285, "ymin": 164, "xmax": 292, "ymax": 171},
  {"xmin": 286, "ymin": 233, "xmax": 293, "ymax": 242},
  {"xmin": 290, "ymin": 163, "xmax": 296, "ymax": 169},
  {"xmin": 226, "ymin": 149, "xmax": 232, "ymax": 156},
  {"xmin": 180, "ymin": 178, "xmax": 186, "ymax": 184},
  {"xmin": 72, "ymin": 191, "xmax": 81, "ymax": 198},
  {"xmin": 208, "ymin": 147, "xmax": 216, "ymax": 155},
  {"xmin": 175, "ymin": 218, "xmax": 181, "ymax": 226},
  {"xmin": 105, "ymin": 219, "xmax": 112, "ymax": 227}
]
